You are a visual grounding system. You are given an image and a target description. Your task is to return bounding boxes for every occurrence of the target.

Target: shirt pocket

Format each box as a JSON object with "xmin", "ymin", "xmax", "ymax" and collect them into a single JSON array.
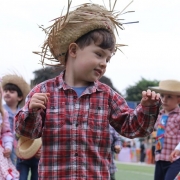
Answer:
[
  {"xmin": 45, "ymin": 102, "xmax": 66, "ymax": 129},
  {"xmin": 88, "ymin": 103, "xmax": 109, "ymax": 132},
  {"xmin": 165, "ymin": 118, "xmax": 180, "ymax": 136},
  {"xmin": 87, "ymin": 103, "xmax": 109, "ymax": 153}
]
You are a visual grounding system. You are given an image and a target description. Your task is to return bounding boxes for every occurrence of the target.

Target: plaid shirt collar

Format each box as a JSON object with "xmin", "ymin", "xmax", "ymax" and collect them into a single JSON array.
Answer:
[{"xmin": 56, "ymin": 70, "xmax": 104, "ymax": 93}]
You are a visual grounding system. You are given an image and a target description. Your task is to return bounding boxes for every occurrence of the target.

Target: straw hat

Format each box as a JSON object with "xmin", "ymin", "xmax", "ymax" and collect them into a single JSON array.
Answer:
[
  {"xmin": 34, "ymin": 1, "xmax": 134, "ymax": 66},
  {"xmin": 149, "ymin": 80, "xmax": 180, "ymax": 95},
  {"xmin": 2, "ymin": 74, "xmax": 30, "ymax": 107},
  {"xmin": 16, "ymin": 136, "xmax": 42, "ymax": 159}
]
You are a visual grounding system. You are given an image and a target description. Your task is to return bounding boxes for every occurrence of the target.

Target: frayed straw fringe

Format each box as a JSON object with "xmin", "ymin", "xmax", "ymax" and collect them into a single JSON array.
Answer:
[{"xmin": 33, "ymin": 0, "xmax": 136, "ymax": 67}]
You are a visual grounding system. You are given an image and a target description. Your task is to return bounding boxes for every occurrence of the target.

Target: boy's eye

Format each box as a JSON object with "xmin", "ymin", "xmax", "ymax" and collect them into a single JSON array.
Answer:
[
  {"xmin": 106, "ymin": 59, "xmax": 110, "ymax": 63},
  {"xmin": 96, "ymin": 52, "xmax": 102, "ymax": 57}
]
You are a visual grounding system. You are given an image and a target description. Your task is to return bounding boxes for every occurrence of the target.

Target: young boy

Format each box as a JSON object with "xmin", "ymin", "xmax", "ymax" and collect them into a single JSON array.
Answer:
[
  {"xmin": 2, "ymin": 74, "xmax": 30, "ymax": 166},
  {"xmin": 149, "ymin": 79, "xmax": 180, "ymax": 180},
  {"xmin": 15, "ymin": 2, "xmax": 161, "ymax": 180}
]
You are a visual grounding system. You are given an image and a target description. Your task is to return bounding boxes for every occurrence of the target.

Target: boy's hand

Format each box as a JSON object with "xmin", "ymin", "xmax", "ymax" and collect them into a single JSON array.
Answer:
[
  {"xmin": 114, "ymin": 145, "xmax": 121, "ymax": 154},
  {"xmin": 3, "ymin": 148, "xmax": 11, "ymax": 158},
  {"xmin": 170, "ymin": 149, "xmax": 180, "ymax": 162},
  {"xmin": 29, "ymin": 93, "xmax": 50, "ymax": 110},
  {"xmin": 140, "ymin": 89, "xmax": 160, "ymax": 106}
]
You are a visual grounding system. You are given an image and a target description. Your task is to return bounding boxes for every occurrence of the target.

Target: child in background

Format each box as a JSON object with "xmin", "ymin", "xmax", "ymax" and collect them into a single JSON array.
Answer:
[
  {"xmin": 2, "ymin": 74, "xmax": 30, "ymax": 166},
  {"xmin": 15, "ymin": 2, "xmax": 161, "ymax": 180},
  {"xmin": 0, "ymin": 80, "xmax": 19, "ymax": 179},
  {"xmin": 109, "ymin": 125, "xmax": 122, "ymax": 180},
  {"xmin": 149, "ymin": 80, "xmax": 180, "ymax": 180},
  {"xmin": 2, "ymin": 74, "xmax": 40, "ymax": 180}
]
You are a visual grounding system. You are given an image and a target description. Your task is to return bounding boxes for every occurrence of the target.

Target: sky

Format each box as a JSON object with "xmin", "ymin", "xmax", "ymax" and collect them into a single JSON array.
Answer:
[{"xmin": 0, "ymin": 0, "xmax": 180, "ymax": 95}]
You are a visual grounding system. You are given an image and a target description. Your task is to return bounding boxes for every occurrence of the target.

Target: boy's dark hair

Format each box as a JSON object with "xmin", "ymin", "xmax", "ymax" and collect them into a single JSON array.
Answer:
[
  {"xmin": 75, "ymin": 29, "xmax": 115, "ymax": 52},
  {"xmin": 3, "ymin": 83, "xmax": 23, "ymax": 106}
]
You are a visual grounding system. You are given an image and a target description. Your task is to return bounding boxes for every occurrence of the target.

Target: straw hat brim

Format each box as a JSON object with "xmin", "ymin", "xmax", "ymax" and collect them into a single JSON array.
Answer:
[
  {"xmin": 149, "ymin": 87, "xmax": 180, "ymax": 95},
  {"xmin": 16, "ymin": 136, "xmax": 42, "ymax": 160},
  {"xmin": 2, "ymin": 74, "xmax": 30, "ymax": 107}
]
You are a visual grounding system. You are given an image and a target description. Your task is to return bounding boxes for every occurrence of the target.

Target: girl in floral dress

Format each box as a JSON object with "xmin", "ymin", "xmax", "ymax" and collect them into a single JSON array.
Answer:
[{"xmin": 0, "ymin": 81, "xmax": 19, "ymax": 180}]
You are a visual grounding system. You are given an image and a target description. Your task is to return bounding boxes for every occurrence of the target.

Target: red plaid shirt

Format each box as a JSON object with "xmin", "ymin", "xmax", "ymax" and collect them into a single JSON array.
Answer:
[
  {"xmin": 155, "ymin": 107, "xmax": 180, "ymax": 162},
  {"xmin": 15, "ymin": 71, "xmax": 159, "ymax": 180}
]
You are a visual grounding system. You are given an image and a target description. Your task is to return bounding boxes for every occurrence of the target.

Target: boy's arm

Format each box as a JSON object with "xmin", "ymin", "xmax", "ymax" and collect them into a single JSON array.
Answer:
[
  {"xmin": 109, "ymin": 90, "xmax": 160, "ymax": 139},
  {"xmin": 111, "ymin": 126, "xmax": 122, "ymax": 153},
  {"xmin": 15, "ymin": 85, "xmax": 45, "ymax": 139},
  {"xmin": 170, "ymin": 142, "xmax": 180, "ymax": 162}
]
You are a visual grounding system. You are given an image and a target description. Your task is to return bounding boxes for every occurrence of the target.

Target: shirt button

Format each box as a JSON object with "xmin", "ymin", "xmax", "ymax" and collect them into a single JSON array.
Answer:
[{"xmin": 75, "ymin": 153, "xmax": 78, "ymax": 156}]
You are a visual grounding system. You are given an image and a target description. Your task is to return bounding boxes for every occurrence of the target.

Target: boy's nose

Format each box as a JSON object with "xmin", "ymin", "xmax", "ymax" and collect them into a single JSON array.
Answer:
[{"xmin": 100, "ymin": 60, "xmax": 107, "ymax": 68}]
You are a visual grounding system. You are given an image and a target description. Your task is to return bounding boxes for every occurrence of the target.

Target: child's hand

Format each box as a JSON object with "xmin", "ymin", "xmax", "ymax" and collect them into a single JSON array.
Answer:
[
  {"xmin": 114, "ymin": 145, "xmax": 121, "ymax": 154},
  {"xmin": 170, "ymin": 149, "xmax": 180, "ymax": 162},
  {"xmin": 3, "ymin": 148, "xmax": 11, "ymax": 158},
  {"xmin": 29, "ymin": 93, "xmax": 50, "ymax": 110},
  {"xmin": 140, "ymin": 89, "xmax": 160, "ymax": 106}
]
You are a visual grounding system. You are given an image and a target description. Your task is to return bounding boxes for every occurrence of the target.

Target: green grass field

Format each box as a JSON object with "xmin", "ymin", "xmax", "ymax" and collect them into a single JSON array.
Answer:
[{"xmin": 115, "ymin": 162, "xmax": 155, "ymax": 180}]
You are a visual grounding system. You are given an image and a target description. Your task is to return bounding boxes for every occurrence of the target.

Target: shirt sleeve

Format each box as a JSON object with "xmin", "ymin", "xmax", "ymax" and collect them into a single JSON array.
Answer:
[
  {"xmin": 175, "ymin": 142, "xmax": 180, "ymax": 150},
  {"xmin": 15, "ymin": 85, "xmax": 45, "ymax": 139},
  {"xmin": 109, "ymin": 90, "xmax": 160, "ymax": 139},
  {"xmin": 1, "ymin": 110, "xmax": 13, "ymax": 150}
]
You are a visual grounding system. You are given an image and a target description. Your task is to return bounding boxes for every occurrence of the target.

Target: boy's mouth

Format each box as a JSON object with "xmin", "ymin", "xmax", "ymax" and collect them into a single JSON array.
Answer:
[{"xmin": 94, "ymin": 69, "xmax": 102, "ymax": 76}]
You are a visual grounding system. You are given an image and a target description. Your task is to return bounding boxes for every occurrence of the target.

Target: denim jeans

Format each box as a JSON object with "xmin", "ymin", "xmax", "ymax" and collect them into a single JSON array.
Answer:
[
  {"xmin": 154, "ymin": 159, "xmax": 180, "ymax": 180},
  {"xmin": 16, "ymin": 157, "xmax": 39, "ymax": 180},
  {"xmin": 10, "ymin": 147, "xmax": 17, "ymax": 166}
]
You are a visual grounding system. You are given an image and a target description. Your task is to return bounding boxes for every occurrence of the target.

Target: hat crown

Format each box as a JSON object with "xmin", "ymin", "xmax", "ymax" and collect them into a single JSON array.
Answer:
[
  {"xmin": 16, "ymin": 136, "xmax": 42, "ymax": 159},
  {"xmin": 159, "ymin": 80, "xmax": 180, "ymax": 92},
  {"xmin": 48, "ymin": 3, "xmax": 116, "ymax": 65}
]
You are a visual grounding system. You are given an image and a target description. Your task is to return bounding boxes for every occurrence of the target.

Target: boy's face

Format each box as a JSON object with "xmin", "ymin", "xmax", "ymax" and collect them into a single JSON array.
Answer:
[
  {"xmin": 68, "ymin": 42, "xmax": 112, "ymax": 85},
  {"xmin": 160, "ymin": 93, "xmax": 180, "ymax": 113},
  {"xmin": 3, "ymin": 89, "xmax": 22, "ymax": 106}
]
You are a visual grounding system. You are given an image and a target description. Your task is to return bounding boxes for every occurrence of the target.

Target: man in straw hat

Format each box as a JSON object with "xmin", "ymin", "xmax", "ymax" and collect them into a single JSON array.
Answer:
[
  {"xmin": 2, "ymin": 74, "xmax": 30, "ymax": 166},
  {"xmin": 15, "ymin": 1, "xmax": 161, "ymax": 179},
  {"xmin": 149, "ymin": 79, "xmax": 180, "ymax": 180}
]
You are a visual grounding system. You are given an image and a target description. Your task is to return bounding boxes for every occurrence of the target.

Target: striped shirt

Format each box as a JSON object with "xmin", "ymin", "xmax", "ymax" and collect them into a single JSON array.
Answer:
[
  {"xmin": 15, "ymin": 71, "xmax": 159, "ymax": 180},
  {"xmin": 155, "ymin": 107, "xmax": 180, "ymax": 161}
]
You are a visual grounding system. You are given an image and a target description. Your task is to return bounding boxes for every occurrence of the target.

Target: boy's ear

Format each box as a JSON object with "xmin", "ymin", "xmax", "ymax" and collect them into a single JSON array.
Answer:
[{"xmin": 68, "ymin": 43, "xmax": 78, "ymax": 57}]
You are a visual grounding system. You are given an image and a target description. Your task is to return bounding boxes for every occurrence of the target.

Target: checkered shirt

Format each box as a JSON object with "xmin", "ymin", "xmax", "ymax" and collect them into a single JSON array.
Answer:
[
  {"xmin": 155, "ymin": 107, "xmax": 180, "ymax": 161},
  {"xmin": 15, "ymin": 71, "xmax": 159, "ymax": 180}
]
